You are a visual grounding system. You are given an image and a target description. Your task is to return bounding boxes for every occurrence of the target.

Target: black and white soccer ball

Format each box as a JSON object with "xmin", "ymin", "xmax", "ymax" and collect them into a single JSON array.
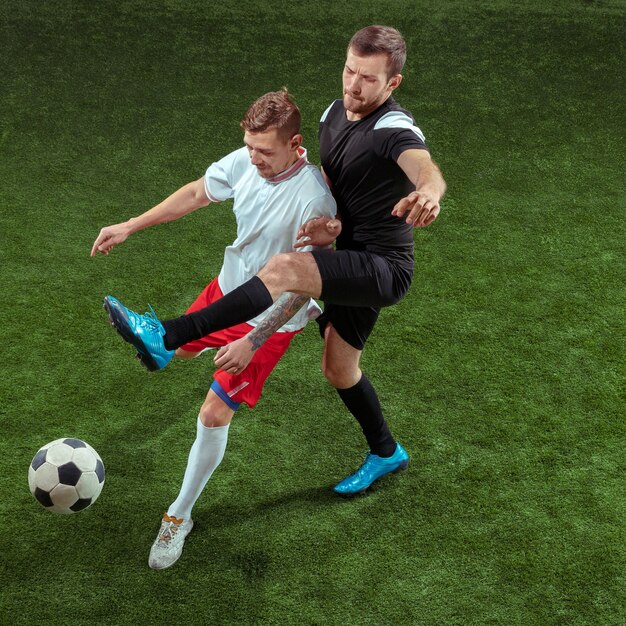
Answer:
[{"xmin": 28, "ymin": 438, "xmax": 105, "ymax": 514}]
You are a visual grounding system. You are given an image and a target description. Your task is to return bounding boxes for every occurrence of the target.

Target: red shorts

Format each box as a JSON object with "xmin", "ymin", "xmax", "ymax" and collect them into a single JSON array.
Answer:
[{"xmin": 180, "ymin": 278, "xmax": 300, "ymax": 408}]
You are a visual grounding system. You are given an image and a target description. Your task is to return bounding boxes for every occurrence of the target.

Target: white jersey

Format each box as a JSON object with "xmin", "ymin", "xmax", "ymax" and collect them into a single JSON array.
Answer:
[{"xmin": 204, "ymin": 146, "xmax": 336, "ymax": 332}]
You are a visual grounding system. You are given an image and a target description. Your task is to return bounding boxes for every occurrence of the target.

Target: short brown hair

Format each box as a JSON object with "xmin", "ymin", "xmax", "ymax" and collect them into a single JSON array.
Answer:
[
  {"xmin": 240, "ymin": 90, "xmax": 301, "ymax": 140},
  {"xmin": 348, "ymin": 25, "xmax": 407, "ymax": 78}
]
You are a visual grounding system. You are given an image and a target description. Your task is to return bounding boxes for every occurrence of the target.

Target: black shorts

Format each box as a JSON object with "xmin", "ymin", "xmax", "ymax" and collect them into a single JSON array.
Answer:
[{"xmin": 311, "ymin": 248, "xmax": 413, "ymax": 350}]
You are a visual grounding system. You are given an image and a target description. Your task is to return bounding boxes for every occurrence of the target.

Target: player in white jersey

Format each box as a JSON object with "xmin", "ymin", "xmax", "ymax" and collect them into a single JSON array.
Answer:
[{"xmin": 91, "ymin": 90, "xmax": 337, "ymax": 569}]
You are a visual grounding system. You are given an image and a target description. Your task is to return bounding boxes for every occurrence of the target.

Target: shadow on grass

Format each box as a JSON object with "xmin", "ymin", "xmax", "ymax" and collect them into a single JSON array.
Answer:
[{"xmin": 197, "ymin": 483, "xmax": 341, "ymax": 529}]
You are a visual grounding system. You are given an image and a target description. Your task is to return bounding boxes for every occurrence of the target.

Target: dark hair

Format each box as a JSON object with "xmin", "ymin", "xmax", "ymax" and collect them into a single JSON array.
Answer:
[
  {"xmin": 240, "ymin": 89, "xmax": 301, "ymax": 140},
  {"xmin": 348, "ymin": 25, "xmax": 407, "ymax": 77}
]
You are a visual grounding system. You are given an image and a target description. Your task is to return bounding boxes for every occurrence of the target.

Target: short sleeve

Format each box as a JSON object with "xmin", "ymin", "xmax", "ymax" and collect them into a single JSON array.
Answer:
[
  {"xmin": 204, "ymin": 148, "xmax": 247, "ymax": 202},
  {"xmin": 373, "ymin": 110, "xmax": 429, "ymax": 162},
  {"xmin": 303, "ymin": 192, "xmax": 337, "ymax": 222},
  {"xmin": 296, "ymin": 192, "xmax": 338, "ymax": 253}
]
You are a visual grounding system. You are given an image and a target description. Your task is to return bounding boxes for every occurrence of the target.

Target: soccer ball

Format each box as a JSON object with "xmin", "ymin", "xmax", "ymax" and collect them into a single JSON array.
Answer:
[{"xmin": 28, "ymin": 438, "xmax": 105, "ymax": 514}]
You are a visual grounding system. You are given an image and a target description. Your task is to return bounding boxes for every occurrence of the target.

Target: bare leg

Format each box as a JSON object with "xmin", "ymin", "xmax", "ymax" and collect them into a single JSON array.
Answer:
[
  {"xmin": 321, "ymin": 323, "xmax": 362, "ymax": 389},
  {"xmin": 175, "ymin": 348, "xmax": 204, "ymax": 360},
  {"xmin": 257, "ymin": 251, "xmax": 323, "ymax": 300},
  {"xmin": 198, "ymin": 388, "xmax": 235, "ymax": 427},
  {"xmin": 322, "ymin": 323, "xmax": 396, "ymax": 457}
]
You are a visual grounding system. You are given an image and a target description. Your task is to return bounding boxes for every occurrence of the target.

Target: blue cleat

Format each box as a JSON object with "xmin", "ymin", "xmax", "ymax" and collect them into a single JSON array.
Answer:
[
  {"xmin": 103, "ymin": 296, "xmax": 174, "ymax": 372},
  {"xmin": 333, "ymin": 443, "xmax": 409, "ymax": 496}
]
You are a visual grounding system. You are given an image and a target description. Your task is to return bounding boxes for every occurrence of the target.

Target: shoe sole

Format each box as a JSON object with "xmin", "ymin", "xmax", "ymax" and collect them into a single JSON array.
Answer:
[
  {"xmin": 103, "ymin": 297, "xmax": 160, "ymax": 372},
  {"xmin": 336, "ymin": 459, "xmax": 409, "ymax": 498}
]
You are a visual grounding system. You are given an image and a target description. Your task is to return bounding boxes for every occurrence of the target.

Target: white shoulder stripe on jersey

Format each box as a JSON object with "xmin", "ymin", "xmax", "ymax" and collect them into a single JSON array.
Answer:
[
  {"xmin": 373, "ymin": 111, "xmax": 426, "ymax": 142},
  {"xmin": 320, "ymin": 101, "xmax": 335, "ymax": 123}
]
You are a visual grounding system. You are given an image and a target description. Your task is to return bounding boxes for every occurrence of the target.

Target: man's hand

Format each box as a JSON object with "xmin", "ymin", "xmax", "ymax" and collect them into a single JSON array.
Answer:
[
  {"xmin": 294, "ymin": 216, "xmax": 342, "ymax": 249},
  {"xmin": 214, "ymin": 337, "xmax": 255, "ymax": 374},
  {"xmin": 91, "ymin": 223, "xmax": 131, "ymax": 256},
  {"xmin": 392, "ymin": 189, "xmax": 441, "ymax": 228}
]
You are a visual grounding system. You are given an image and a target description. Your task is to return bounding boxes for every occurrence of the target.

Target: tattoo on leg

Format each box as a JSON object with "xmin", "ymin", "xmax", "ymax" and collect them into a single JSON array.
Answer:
[{"xmin": 247, "ymin": 292, "xmax": 309, "ymax": 351}]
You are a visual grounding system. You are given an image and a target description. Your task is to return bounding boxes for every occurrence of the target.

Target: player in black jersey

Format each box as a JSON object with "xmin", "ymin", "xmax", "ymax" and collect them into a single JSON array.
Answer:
[{"xmin": 104, "ymin": 25, "xmax": 446, "ymax": 496}]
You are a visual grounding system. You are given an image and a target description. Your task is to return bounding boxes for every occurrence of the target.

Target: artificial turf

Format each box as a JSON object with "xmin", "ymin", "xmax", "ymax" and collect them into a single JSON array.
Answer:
[{"xmin": 1, "ymin": 1, "xmax": 624, "ymax": 624}]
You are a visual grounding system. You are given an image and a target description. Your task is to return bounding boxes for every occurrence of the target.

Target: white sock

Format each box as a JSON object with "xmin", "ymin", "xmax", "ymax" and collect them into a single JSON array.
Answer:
[{"xmin": 167, "ymin": 417, "xmax": 230, "ymax": 520}]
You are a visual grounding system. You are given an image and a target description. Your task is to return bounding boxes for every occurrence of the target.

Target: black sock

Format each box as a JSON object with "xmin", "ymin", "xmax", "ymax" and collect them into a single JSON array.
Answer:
[
  {"xmin": 162, "ymin": 276, "xmax": 274, "ymax": 350},
  {"xmin": 336, "ymin": 374, "xmax": 396, "ymax": 457}
]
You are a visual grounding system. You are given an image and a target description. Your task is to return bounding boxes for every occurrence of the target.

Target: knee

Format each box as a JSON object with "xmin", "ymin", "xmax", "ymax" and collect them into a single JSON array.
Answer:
[
  {"xmin": 261, "ymin": 253, "xmax": 298, "ymax": 286},
  {"xmin": 322, "ymin": 360, "xmax": 361, "ymax": 389},
  {"xmin": 198, "ymin": 404, "xmax": 214, "ymax": 427},
  {"xmin": 199, "ymin": 398, "xmax": 234, "ymax": 428}
]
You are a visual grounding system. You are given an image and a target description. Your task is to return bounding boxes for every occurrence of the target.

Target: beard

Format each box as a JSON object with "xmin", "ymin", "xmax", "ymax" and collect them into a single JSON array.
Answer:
[
  {"xmin": 343, "ymin": 92, "xmax": 367, "ymax": 113},
  {"xmin": 343, "ymin": 90, "xmax": 388, "ymax": 117}
]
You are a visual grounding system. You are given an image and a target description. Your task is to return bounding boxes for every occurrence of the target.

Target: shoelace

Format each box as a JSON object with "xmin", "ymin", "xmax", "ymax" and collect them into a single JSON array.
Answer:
[
  {"xmin": 356, "ymin": 451, "xmax": 396, "ymax": 475},
  {"xmin": 138, "ymin": 305, "xmax": 163, "ymax": 331},
  {"xmin": 355, "ymin": 453, "xmax": 375, "ymax": 478},
  {"xmin": 157, "ymin": 521, "xmax": 179, "ymax": 545}
]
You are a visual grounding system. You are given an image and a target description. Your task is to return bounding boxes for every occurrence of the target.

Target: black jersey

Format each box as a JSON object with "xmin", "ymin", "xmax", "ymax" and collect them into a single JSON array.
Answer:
[{"xmin": 319, "ymin": 97, "xmax": 428, "ymax": 268}]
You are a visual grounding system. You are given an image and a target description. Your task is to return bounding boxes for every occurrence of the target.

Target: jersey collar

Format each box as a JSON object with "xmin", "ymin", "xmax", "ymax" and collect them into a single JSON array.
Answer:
[{"xmin": 267, "ymin": 147, "xmax": 307, "ymax": 184}]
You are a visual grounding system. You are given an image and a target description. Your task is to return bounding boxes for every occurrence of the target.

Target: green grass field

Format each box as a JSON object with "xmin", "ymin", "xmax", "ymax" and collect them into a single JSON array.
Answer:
[{"xmin": 1, "ymin": 1, "xmax": 624, "ymax": 624}]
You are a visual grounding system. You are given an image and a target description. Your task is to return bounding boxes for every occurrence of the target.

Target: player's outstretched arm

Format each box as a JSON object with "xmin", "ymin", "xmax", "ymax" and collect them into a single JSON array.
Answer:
[
  {"xmin": 213, "ymin": 292, "xmax": 309, "ymax": 374},
  {"xmin": 392, "ymin": 150, "xmax": 447, "ymax": 228},
  {"xmin": 90, "ymin": 177, "xmax": 210, "ymax": 256}
]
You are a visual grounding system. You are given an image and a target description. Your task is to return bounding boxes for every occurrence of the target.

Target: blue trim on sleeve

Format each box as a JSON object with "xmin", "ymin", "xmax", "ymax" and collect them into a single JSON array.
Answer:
[
  {"xmin": 210, "ymin": 380, "xmax": 241, "ymax": 411},
  {"xmin": 320, "ymin": 100, "xmax": 338, "ymax": 123},
  {"xmin": 373, "ymin": 111, "xmax": 426, "ymax": 142}
]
